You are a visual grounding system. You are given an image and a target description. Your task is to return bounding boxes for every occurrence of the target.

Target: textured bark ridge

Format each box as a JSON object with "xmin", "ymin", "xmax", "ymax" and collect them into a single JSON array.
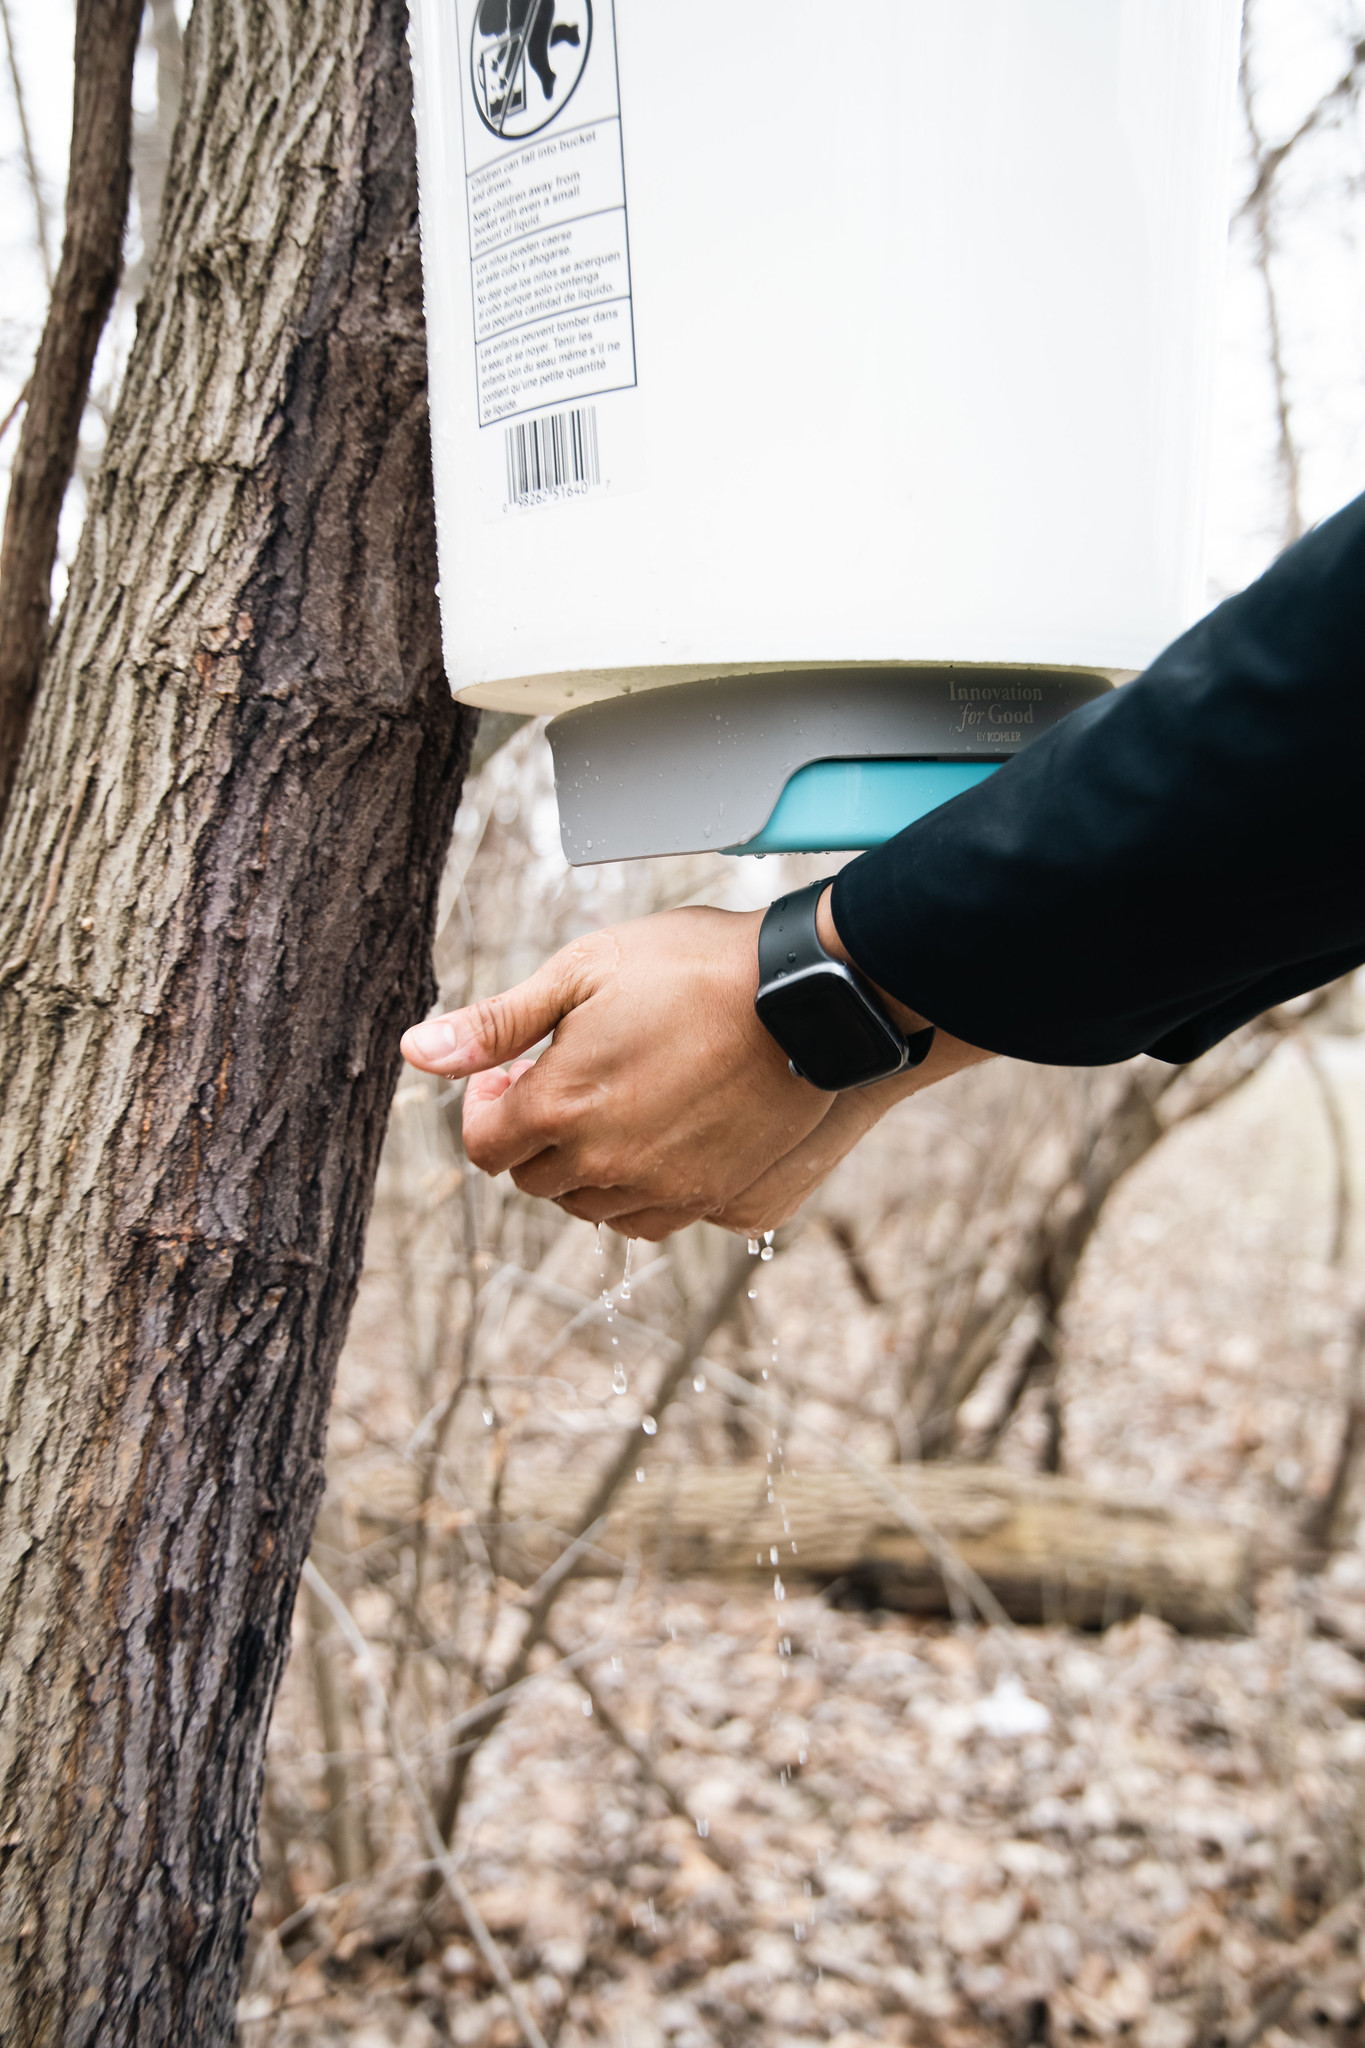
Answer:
[{"xmin": 0, "ymin": 0, "xmax": 471, "ymax": 2037}]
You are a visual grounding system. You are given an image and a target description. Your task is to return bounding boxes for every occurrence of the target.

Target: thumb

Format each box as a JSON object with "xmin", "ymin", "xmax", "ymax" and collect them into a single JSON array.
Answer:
[{"xmin": 401, "ymin": 958, "xmax": 580, "ymax": 1077}]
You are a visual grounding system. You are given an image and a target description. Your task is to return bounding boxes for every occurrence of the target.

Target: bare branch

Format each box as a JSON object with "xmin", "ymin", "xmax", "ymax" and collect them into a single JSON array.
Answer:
[
  {"xmin": 1226, "ymin": 1878, "xmax": 1365, "ymax": 2048},
  {"xmin": 1300, "ymin": 1306, "xmax": 1365, "ymax": 1557},
  {"xmin": 0, "ymin": 0, "xmax": 142, "ymax": 826},
  {"xmin": 428, "ymin": 1233, "xmax": 755, "ymax": 1852},
  {"xmin": 1228, "ymin": 1, "xmax": 1364, "ymax": 549},
  {"xmin": 301, "ymin": 1560, "xmax": 551, "ymax": 2048},
  {"xmin": 0, "ymin": 380, "xmax": 31, "ymax": 450},
  {"xmin": 1237, "ymin": 30, "xmax": 1365, "ymax": 221},
  {"xmin": 542, "ymin": 1621, "xmax": 739, "ymax": 1874}
]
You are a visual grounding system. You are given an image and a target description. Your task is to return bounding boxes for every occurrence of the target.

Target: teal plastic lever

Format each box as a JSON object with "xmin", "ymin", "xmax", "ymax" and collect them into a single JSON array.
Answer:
[{"xmin": 729, "ymin": 758, "xmax": 1001, "ymax": 856}]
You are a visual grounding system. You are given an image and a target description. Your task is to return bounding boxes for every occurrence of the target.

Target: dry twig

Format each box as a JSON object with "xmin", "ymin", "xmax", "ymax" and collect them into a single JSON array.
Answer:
[{"xmin": 0, "ymin": 0, "xmax": 142, "ymax": 823}]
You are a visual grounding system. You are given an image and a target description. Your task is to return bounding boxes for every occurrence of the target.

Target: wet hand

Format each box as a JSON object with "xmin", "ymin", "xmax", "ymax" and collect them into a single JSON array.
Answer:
[
  {"xmin": 711, "ymin": 1025, "xmax": 993, "ymax": 1235},
  {"xmin": 400, "ymin": 906, "xmax": 838, "ymax": 1240}
]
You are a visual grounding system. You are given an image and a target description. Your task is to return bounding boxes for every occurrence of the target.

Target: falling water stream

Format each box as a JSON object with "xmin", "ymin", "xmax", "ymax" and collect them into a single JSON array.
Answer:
[
  {"xmin": 746, "ymin": 1227, "xmax": 816, "ymax": 1942},
  {"xmin": 597, "ymin": 1225, "xmax": 629, "ymax": 1396}
]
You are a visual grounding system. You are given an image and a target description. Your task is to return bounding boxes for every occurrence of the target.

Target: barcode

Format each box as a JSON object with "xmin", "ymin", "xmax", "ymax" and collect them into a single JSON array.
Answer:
[{"xmin": 504, "ymin": 406, "xmax": 600, "ymax": 507}]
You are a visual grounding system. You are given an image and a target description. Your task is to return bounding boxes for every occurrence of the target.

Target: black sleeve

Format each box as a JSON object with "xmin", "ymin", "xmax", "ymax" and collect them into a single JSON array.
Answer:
[{"xmin": 830, "ymin": 489, "xmax": 1365, "ymax": 1066}]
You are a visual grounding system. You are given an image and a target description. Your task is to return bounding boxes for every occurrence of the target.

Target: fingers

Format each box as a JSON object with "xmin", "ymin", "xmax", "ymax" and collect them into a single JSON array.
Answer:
[
  {"xmin": 461, "ymin": 1059, "xmax": 536, "ymax": 1109},
  {"xmin": 400, "ymin": 949, "xmax": 589, "ymax": 1078},
  {"xmin": 462, "ymin": 1063, "xmax": 563, "ymax": 1178},
  {"xmin": 553, "ymin": 1188, "xmax": 709, "ymax": 1242}
]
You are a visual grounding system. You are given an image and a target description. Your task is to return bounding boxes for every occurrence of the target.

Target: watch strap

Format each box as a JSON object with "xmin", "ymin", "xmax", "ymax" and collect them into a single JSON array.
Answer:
[
  {"xmin": 757, "ymin": 879, "xmax": 937, "ymax": 1072},
  {"xmin": 757, "ymin": 877, "xmax": 839, "ymax": 985}
]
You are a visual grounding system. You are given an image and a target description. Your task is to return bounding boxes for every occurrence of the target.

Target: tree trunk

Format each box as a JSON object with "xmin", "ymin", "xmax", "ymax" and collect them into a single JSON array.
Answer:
[
  {"xmin": 0, "ymin": 0, "xmax": 470, "ymax": 2037},
  {"xmin": 351, "ymin": 1461, "xmax": 1260, "ymax": 1636}
]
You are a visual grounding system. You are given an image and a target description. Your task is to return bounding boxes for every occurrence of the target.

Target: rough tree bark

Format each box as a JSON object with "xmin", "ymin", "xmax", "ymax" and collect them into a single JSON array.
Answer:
[
  {"xmin": 0, "ymin": 0, "xmax": 471, "ymax": 2038},
  {"xmin": 0, "ymin": 0, "xmax": 143, "ymax": 824}
]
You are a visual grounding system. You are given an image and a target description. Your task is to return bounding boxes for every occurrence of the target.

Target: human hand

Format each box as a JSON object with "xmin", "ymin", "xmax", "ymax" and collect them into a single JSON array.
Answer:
[
  {"xmin": 400, "ymin": 906, "xmax": 838, "ymax": 1239},
  {"xmin": 712, "ymin": 1024, "xmax": 991, "ymax": 1233},
  {"xmin": 399, "ymin": 892, "xmax": 990, "ymax": 1240}
]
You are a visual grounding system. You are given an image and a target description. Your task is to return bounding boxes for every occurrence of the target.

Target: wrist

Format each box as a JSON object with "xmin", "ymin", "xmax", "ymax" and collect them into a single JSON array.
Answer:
[{"xmin": 815, "ymin": 885, "xmax": 932, "ymax": 1036}]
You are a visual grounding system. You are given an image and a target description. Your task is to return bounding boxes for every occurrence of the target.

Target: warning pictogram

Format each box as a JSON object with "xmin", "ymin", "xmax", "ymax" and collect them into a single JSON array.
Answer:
[{"xmin": 471, "ymin": 0, "xmax": 593, "ymax": 140}]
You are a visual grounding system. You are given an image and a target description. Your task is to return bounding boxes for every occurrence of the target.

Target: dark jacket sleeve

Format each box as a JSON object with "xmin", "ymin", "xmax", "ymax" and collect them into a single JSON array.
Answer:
[{"xmin": 830, "ymin": 489, "xmax": 1365, "ymax": 1066}]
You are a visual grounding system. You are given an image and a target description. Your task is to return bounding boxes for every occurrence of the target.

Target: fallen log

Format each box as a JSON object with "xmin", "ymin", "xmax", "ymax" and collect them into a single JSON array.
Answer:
[{"xmin": 349, "ymin": 1461, "xmax": 1255, "ymax": 1635}]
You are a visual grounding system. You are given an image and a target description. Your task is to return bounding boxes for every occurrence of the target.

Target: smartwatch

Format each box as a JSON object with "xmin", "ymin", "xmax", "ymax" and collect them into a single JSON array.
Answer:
[{"xmin": 754, "ymin": 879, "xmax": 935, "ymax": 1092}]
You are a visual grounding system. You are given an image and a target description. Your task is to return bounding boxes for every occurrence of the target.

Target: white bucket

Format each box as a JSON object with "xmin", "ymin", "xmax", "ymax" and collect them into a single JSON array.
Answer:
[{"xmin": 409, "ymin": 1, "xmax": 1241, "ymax": 859}]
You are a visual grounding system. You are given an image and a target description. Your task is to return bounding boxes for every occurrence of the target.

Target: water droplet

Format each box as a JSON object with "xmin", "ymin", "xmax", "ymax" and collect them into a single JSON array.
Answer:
[
  {"xmin": 482, "ymin": 1407, "xmax": 494, "ymax": 1427},
  {"xmin": 770, "ymin": 1546, "xmax": 779, "ymax": 1565},
  {"xmin": 692, "ymin": 1373, "xmax": 706, "ymax": 1392},
  {"xmin": 641, "ymin": 1414, "xmax": 657, "ymax": 1436},
  {"xmin": 798, "ymin": 1747, "xmax": 808, "ymax": 1765},
  {"xmin": 581, "ymin": 1696, "xmax": 593, "ymax": 1716},
  {"xmin": 761, "ymin": 1369, "xmax": 769, "ymax": 1381},
  {"xmin": 635, "ymin": 1467, "xmax": 645, "ymax": 1482},
  {"xmin": 620, "ymin": 1238, "xmax": 635, "ymax": 1301},
  {"xmin": 760, "ymin": 1244, "xmax": 774, "ymax": 1261},
  {"xmin": 747, "ymin": 1288, "xmax": 757, "ymax": 1299},
  {"xmin": 696, "ymin": 1816, "xmax": 709, "ymax": 1838},
  {"xmin": 612, "ymin": 1362, "xmax": 628, "ymax": 1396},
  {"xmin": 774, "ymin": 1575, "xmax": 785, "ymax": 1601},
  {"xmin": 747, "ymin": 1238, "xmax": 760, "ymax": 1257},
  {"xmin": 763, "ymin": 1229, "xmax": 774, "ymax": 1246}
]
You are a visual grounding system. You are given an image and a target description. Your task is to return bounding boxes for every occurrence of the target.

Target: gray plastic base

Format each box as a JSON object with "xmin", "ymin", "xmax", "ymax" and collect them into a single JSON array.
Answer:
[{"xmin": 547, "ymin": 666, "xmax": 1111, "ymax": 864}]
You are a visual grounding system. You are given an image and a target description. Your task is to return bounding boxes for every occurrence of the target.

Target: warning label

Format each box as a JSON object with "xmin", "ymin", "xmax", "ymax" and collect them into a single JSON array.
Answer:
[{"xmin": 459, "ymin": 1, "xmax": 636, "ymax": 429}]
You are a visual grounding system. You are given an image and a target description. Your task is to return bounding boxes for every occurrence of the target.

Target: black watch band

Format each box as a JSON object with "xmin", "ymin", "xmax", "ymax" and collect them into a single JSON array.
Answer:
[{"xmin": 754, "ymin": 879, "xmax": 935, "ymax": 1092}]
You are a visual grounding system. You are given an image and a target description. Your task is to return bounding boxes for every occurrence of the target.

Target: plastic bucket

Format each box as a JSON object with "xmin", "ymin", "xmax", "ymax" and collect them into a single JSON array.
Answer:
[{"xmin": 408, "ymin": 0, "xmax": 1241, "ymax": 859}]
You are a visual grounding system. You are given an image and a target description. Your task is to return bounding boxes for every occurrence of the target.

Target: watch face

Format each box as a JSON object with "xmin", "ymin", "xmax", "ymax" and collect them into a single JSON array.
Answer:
[{"xmin": 755, "ymin": 965, "xmax": 906, "ymax": 1091}]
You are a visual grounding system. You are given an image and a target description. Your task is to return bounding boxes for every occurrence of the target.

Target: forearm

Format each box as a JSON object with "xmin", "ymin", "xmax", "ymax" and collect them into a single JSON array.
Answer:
[
  {"xmin": 831, "ymin": 490, "xmax": 1365, "ymax": 1067},
  {"xmin": 814, "ymin": 883, "xmax": 990, "ymax": 1099}
]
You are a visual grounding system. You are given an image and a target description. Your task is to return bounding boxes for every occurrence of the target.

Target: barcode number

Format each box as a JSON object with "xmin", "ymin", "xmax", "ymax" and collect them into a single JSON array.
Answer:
[{"xmin": 504, "ymin": 406, "xmax": 600, "ymax": 507}]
